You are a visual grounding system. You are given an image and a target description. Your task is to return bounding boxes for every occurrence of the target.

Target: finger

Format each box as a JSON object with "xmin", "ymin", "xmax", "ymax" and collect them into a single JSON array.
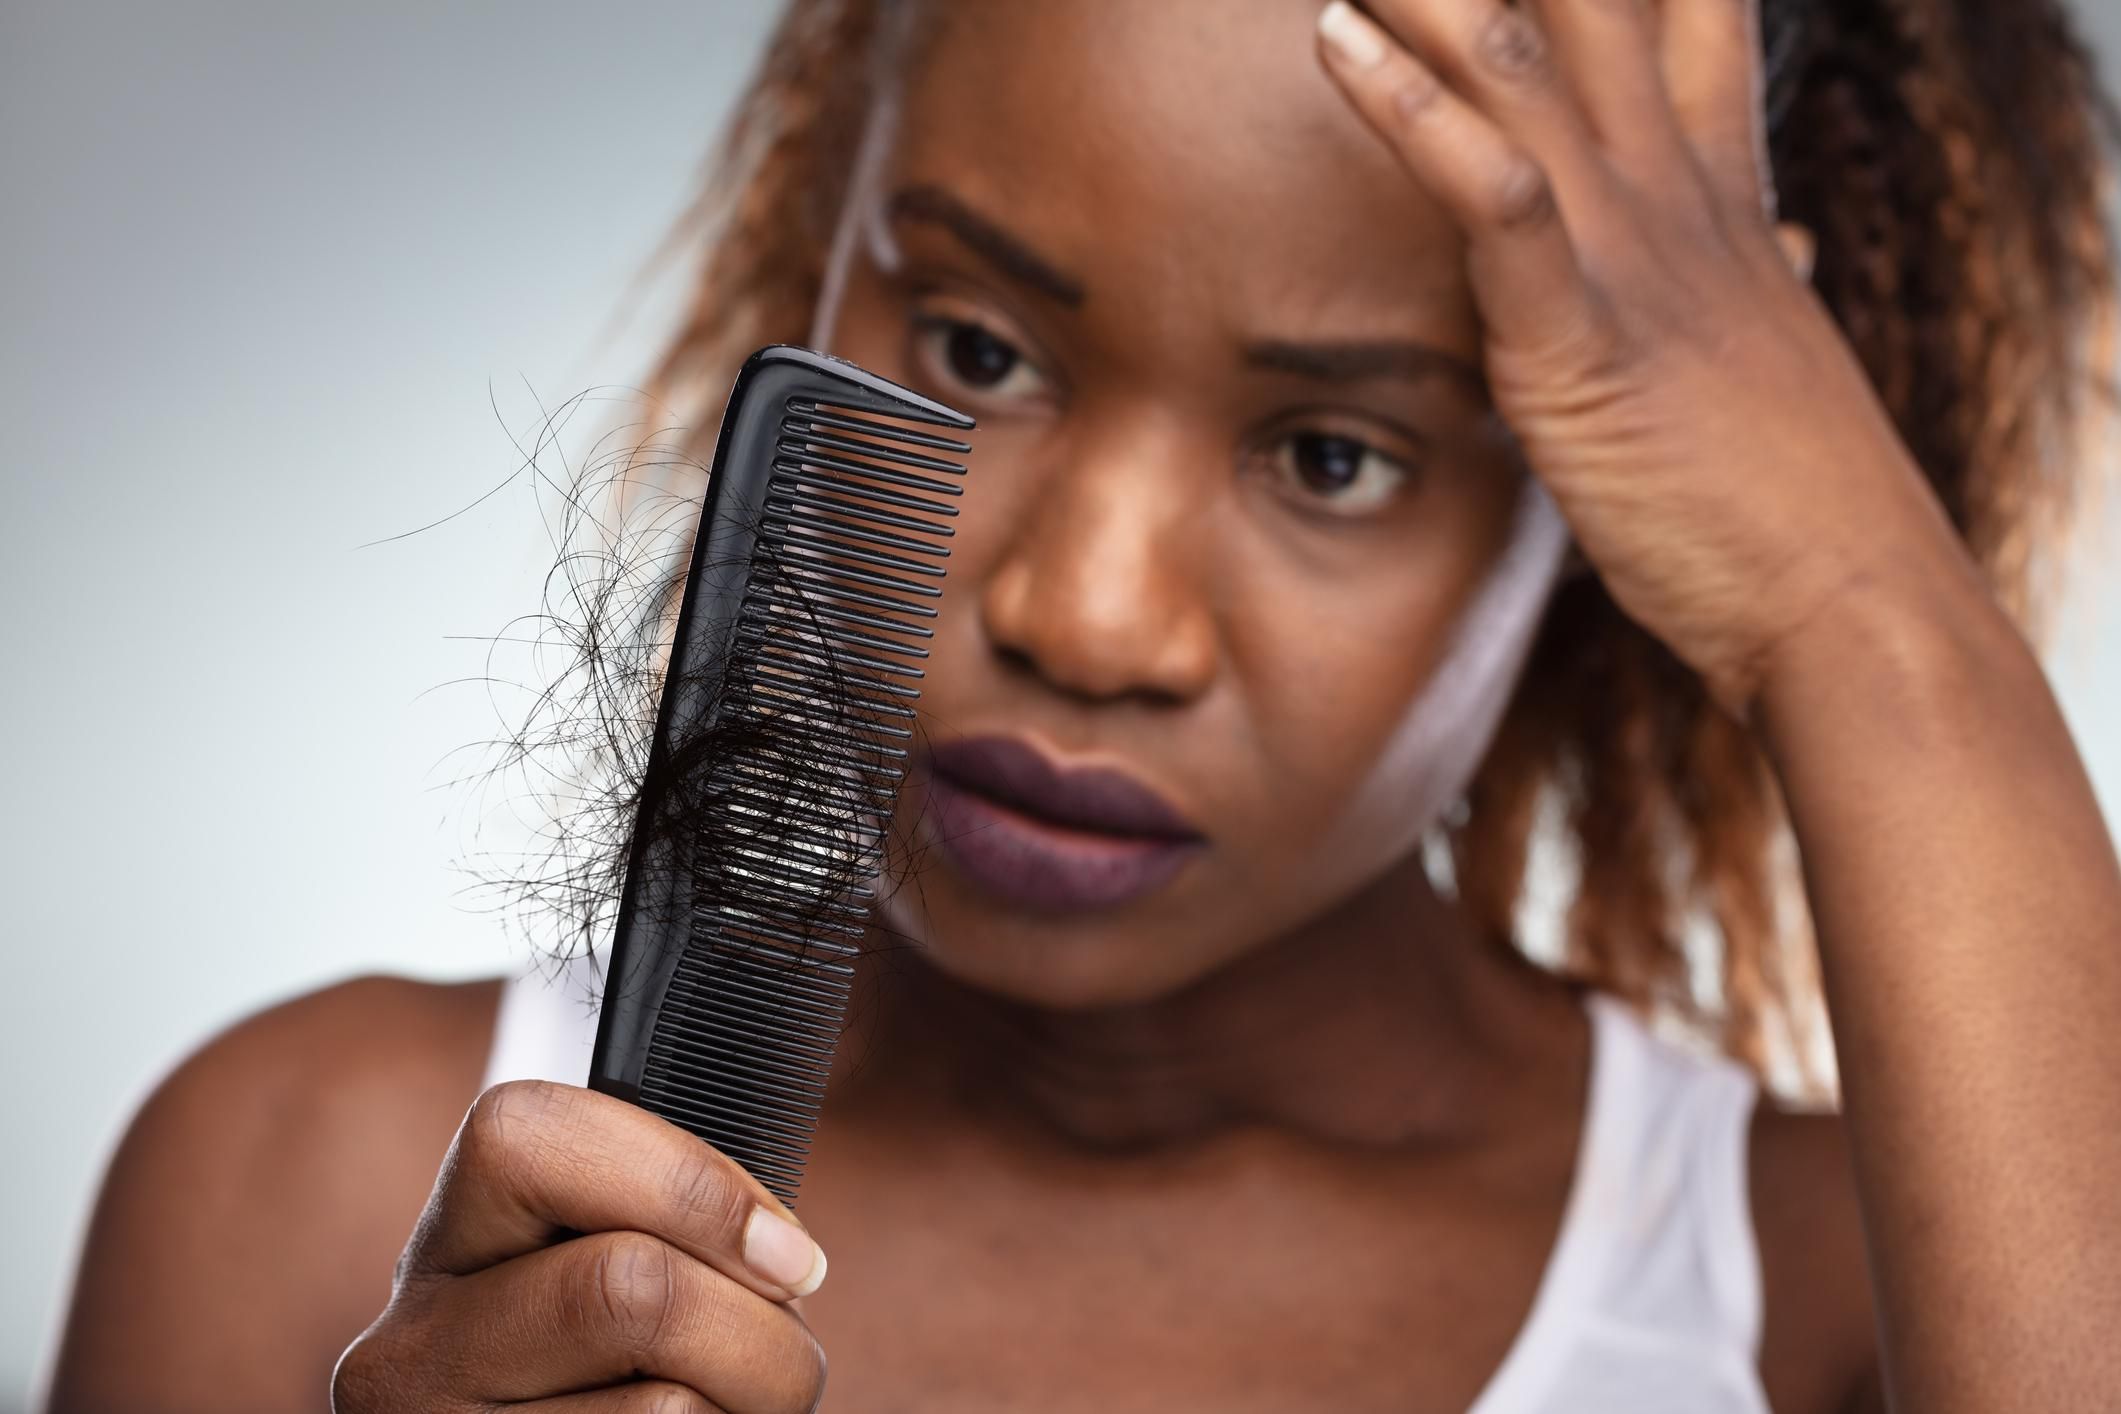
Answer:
[
  {"xmin": 1524, "ymin": 0, "xmax": 1693, "ymax": 167},
  {"xmin": 522, "ymin": 1383, "xmax": 727, "ymax": 1413},
  {"xmin": 1662, "ymin": 0, "xmax": 1775, "ymax": 217},
  {"xmin": 422, "ymin": 1229, "xmax": 827, "ymax": 1413},
  {"xmin": 404, "ymin": 1080, "xmax": 828, "ymax": 1303},
  {"xmin": 1317, "ymin": 1, "xmax": 1606, "ymax": 359},
  {"xmin": 1351, "ymin": 0, "xmax": 1602, "ymax": 182}
]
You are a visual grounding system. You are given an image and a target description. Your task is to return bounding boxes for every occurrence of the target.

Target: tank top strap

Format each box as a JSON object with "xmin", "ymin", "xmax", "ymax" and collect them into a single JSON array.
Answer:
[
  {"xmin": 1692, "ymin": 1026, "xmax": 1766, "ymax": 1357},
  {"xmin": 1468, "ymin": 987, "xmax": 1640, "ymax": 1411},
  {"xmin": 479, "ymin": 949, "xmax": 606, "ymax": 1092},
  {"xmin": 1471, "ymin": 989, "xmax": 1770, "ymax": 1413},
  {"xmin": 1585, "ymin": 991, "xmax": 1764, "ymax": 1353}
]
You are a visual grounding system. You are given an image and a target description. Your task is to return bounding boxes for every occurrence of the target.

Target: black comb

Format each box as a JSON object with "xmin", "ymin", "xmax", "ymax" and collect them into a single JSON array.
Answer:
[{"xmin": 588, "ymin": 344, "xmax": 975, "ymax": 1208}]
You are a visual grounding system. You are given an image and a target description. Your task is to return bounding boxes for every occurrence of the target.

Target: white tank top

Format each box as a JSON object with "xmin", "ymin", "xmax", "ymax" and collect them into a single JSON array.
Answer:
[{"xmin": 481, "ymin": 956, "xmax": 1769, "ymax": 1413}]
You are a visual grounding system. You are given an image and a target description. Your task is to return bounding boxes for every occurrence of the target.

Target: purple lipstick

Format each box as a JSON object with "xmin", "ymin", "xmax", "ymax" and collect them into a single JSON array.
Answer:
[{"xmin": 918, "ymin": 734, "xmax": 1205, "ymax": 913}]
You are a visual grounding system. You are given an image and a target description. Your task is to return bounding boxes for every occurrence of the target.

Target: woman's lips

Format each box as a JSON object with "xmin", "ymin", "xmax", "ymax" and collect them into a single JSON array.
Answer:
[{"xmin": 917, "ymin": 736, "xmax": 1205, "ymax": 912}]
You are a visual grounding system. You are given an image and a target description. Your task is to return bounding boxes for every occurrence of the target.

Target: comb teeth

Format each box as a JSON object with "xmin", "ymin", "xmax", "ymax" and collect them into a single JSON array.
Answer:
[
  {"xmin": 641, "ymin": 929, "xmax": 856, "ymax": 1198},
  {"xmin": 631, "ymin": 384, "xmax": 972, "ymax": 1208}
]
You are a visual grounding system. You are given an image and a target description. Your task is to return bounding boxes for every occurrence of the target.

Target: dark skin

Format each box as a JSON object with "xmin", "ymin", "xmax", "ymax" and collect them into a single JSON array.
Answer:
[{"xmin": 47, "ymin": 0, "xmax": 2121, "ymax": 1410}]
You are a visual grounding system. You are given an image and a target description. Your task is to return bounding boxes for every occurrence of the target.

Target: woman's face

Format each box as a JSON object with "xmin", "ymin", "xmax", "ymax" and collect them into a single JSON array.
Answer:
[{"xmin": 817, "ymin": 0, "xmax": 1570, "ymax": 1008}]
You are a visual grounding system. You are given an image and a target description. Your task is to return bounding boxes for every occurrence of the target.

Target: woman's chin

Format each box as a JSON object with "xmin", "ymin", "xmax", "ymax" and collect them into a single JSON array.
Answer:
[{"xmin": 868, "ymin": 882, "xmax": 1242, "ymax": 1012}]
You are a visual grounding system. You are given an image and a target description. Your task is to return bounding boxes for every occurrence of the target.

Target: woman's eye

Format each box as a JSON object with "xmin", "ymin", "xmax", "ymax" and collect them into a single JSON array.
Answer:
[
  {"xmin": 911, "ymin": 314, "xmax": 1048, "ymax": 401},
  {"xmin": 1270, "ymin": 431, "xmax": 1413, "ymax": 516}
]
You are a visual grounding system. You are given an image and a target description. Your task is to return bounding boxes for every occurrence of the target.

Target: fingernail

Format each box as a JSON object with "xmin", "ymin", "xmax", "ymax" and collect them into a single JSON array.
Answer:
[
  {"xmin": 744, "ymin": 1204, "xmax": 828, "ymax": 1296},
  {"xmin": 1319, "ymin": 1, "xmax": 1388, "ymax": 68}
]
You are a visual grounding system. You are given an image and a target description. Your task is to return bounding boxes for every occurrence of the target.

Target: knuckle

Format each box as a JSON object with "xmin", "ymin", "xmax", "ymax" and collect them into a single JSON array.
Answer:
[
  {"xmin": 1487, "ymin": 156, "xmax": 1558, "ymax": 230},
  {"xmin": 1388, "ymin": 66, "xmax": 1445, "ymax": 125},
  {"xmin": 1574, "ymin": 290, "xmax": 1648, "ymax": 378},
  {"xmin": 328, "ymin": 1344, "xmax": 374, "ymax": 1412},
  {"xmin": 390, "ymin": 1227, "xmax": 430, "ymax": 1288},
  {"xmin": 666, "ymin": 1137, "xmax": 752, "ymax": 1249},
  {"xmin": 586, "ymin": 1230, "xmax": 682, "ymax": 1355},
  {"xmin": 462, "ymin": 1079, "xmax": 561, "ymax": 1165},
  {"xmin": 330, "ymin": 1329, "xmax": 408, "ymax": 1413},
  {"xmin": 1473, "ymin": 6, "xmax": 1547, "ymax": 82}
]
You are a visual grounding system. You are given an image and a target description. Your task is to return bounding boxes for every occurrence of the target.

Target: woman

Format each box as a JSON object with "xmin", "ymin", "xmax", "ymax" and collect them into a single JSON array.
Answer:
[{"xmin": 46, "ymin": 0, "xmax": 2121, "ymax": 1409}]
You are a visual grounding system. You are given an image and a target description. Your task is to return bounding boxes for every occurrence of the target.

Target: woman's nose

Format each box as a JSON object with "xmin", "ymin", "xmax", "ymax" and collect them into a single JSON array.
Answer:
[{"xmin": 977, "ymin": 425, "xmax": 1220, "ymax": 705}]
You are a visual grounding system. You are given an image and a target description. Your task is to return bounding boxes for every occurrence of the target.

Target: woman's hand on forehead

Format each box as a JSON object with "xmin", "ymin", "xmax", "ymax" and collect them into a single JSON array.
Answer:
[
  {"xmin": 1311, "ymin": 0, "xmax": 1974, "ymax": 723},
  {"xmin": 1322, "ymin": 9, "xmax": 2121, "ymax": 1414}
]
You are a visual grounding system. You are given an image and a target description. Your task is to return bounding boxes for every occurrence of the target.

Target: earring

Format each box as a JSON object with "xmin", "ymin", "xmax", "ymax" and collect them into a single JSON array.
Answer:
[{"xmin": 1773, "ymin": 221, "xmax": 1817, "ymax": 285}]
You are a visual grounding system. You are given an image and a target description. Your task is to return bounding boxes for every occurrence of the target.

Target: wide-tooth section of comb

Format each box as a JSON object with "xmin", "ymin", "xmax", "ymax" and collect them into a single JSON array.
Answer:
[{"xmin": 634, "ymin": 387, "xmax": 971, "ymax": 1207}]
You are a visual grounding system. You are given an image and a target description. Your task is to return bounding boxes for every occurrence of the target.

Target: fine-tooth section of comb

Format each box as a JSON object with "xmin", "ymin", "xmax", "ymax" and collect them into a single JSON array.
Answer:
[{"xmin": 589, "ymin": 344, "xmax": 974, "ymax": 1208}]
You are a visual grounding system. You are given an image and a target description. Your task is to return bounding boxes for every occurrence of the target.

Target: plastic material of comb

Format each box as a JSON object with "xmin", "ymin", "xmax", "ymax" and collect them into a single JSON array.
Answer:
[{"xmin": 589, "ymin": 344, "xmax": 975, "ymax": 1209}]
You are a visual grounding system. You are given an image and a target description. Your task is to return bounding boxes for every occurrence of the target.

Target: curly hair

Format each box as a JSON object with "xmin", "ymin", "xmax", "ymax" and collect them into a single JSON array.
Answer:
[{"xmin": 600, "ymin": 0, "xmax": 2118, "ymax": 1103}]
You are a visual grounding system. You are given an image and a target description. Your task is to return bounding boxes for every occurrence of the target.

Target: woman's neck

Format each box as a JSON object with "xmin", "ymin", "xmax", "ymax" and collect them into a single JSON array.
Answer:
[{"xmin": 828, "ymin": 853, "xmax": 1589, "ymax": 1154}]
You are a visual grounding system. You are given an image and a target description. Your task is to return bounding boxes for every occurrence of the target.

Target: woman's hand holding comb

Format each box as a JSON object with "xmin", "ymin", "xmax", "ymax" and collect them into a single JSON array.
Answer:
[{"xmin": 332, "ymin": 1079, "xmax": 829, "ymax": 1413}]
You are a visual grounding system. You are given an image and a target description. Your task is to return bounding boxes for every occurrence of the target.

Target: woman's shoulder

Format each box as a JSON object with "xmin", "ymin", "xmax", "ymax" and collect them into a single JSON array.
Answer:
[
  {"xmin": 109, "ymin": 971, "xmax": 506, "ymax": 1239},
  {"xmin": 46, "ymin": 974, "xmax": 505, "ymax": 1407},
  {"xmin": 1750, "ymin": 1101, "xmax": 1887, "ymax": 1414},
  {"xmin": 131, "ymin": 972, "xmax": 505, "ymax": 1178}
]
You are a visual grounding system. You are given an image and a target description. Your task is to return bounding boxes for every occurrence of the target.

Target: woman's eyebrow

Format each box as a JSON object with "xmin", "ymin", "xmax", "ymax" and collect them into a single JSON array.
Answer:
[
  {"xmin": 883, "ymin": 183, "xmax": 1480, "ymax": 391},
  {"xmin": 1242, "ymin": 338, "xmax": 1485, "ymax": 389},
  {"xmin": 886, "ymin": 183, "xmax": 1087, "ymax": 307}
]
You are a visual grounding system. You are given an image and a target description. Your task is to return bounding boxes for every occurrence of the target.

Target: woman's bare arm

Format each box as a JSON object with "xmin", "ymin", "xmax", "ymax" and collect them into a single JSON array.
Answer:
[
  {"xmin": 1309, "ymin": 1, "xmax": 2121, "ymax": 1405},
  {"xmin": 1757, "ymin": 569, "xmax": 2121, "ymax": 1411}
]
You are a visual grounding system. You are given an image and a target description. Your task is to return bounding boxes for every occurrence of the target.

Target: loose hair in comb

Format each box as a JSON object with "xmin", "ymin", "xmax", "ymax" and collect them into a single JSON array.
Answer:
[{"xmin": 588, "ymin": 343, "xmax": 975, "ymax": 1208}]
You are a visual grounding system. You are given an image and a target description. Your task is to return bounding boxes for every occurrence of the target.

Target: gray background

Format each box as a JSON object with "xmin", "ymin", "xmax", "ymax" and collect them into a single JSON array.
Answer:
[{"xmin": 2, "ymin": 1, "xmax": 2116, "ymax": 1406}]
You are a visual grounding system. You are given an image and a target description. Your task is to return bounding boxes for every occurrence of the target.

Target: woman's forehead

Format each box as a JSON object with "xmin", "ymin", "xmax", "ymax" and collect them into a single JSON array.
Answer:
[{"xmin": 880, "ymin": 0, "xmax": 1476, "ymax": 343}]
